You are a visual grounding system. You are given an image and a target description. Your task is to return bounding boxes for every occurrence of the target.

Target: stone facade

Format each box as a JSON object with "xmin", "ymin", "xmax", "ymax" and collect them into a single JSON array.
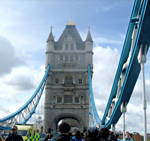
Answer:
[{"xmin": 44, "ymin": 23, "xmax": 93, "ymax": 131}]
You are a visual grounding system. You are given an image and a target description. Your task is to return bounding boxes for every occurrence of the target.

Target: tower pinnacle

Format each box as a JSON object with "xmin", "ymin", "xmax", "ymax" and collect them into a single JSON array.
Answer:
[
  {"xmin": 85, "ymin": 28, "xmax": 93, "ymax": 42},
  {"xmin": 47, "ymin": 26, "xmax": 54, "ymax": 42}
]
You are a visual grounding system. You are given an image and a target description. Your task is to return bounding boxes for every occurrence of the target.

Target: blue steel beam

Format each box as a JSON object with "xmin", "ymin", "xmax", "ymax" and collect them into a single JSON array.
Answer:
[
  {"xmin": 0, "ymin": 65, "xmax": 51, "ymax": 130},
  {"xmin": 101, "ymin": 0, "xmax": 142, "ymax": 125},
  {"xmin": 88, "ymin": 64, "xmax": 101, "ymax": 126},
  {"xmin": 102, "ymin": 0, "xmax": 150, "ymax": 128}
]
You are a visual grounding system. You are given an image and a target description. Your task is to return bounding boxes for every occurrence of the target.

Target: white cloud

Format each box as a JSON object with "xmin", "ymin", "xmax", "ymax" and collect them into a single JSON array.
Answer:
[
  {"xmin": 92, "ymin": 46, "xmax": 120, "ymax": 118},
  {"xmin": 93, "ymin": 46, "xmax": 120, "ymax": 98},
  {"xmin": 4, "ymin": 67, "xmax": 36, "ymax": 90},
  {"xmin": 94, "ymin": 37, "xmax": 123, "ymax": 46},
  {"xmin": 0, "ymin": 64, "xmax": 45, "ymax": 118},
  {"xmin": 0, "ymin": 36, "xmax": 25, "ymax": 76}
]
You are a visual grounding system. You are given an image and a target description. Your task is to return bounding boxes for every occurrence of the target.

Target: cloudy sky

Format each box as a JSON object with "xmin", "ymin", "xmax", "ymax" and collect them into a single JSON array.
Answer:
[{"xmin": 0, "ymin": 0, "xmax": 150, "ymax": 134}]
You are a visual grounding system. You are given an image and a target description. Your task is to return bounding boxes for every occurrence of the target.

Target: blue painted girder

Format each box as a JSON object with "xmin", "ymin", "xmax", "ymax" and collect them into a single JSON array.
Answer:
[
  {"xmin": 0, "ymin": 65, "xmax": 51, "ymax": 130},
  {"xmin": 102, "ymin": 0, "xmax": 150, "ymax": 128},
  {"xmin": 101, "ymin": 0, "xmax": 142, "ymax": 125}
]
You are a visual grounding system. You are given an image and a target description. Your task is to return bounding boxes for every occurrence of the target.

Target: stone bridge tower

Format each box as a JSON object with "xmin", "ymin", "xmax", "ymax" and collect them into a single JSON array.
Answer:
[{"xmin": 44, "ymin": 22, "xmax": 93, "ymax": 131}]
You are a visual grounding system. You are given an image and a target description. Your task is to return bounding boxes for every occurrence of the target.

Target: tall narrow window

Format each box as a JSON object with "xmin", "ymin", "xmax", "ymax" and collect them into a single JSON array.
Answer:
[
  {"xmin": 53, "ymin": 96, "xmax": 56, "ymax": 104},
  {"xmin": 65, "ymin": 55, "xmax": 69, "ymax": 62},
  {"xmin": 65, "ymin": 44, "xmax": 68, "ymax": 50},
  {"xmin": 71, "ymin": 44, "xmax": 74, "ymax": 50},
  {"xmin": 74, "ymin": 96, "xmax": 80, "ymax": 103},
  {"xmin": 70, "ymin": 55, "xmax": 73, "ymax": 61},
  {"xmin": 55, "ymin": 78, "xmax": 59, "ymax": 84},
  {"xmin": 57, "ymin": 96, "xmax": 62, "ymax": 103},
  {"xmin": 75, "ymin": 55, "xmax": 78, "ymax": 60},
  {"xmin": 60, "ymin": 55, "xmax": 63, "ymax": 61},
  {"xmin": 78, "ymin": 79, "xmax": 82, "ymax": 84}
]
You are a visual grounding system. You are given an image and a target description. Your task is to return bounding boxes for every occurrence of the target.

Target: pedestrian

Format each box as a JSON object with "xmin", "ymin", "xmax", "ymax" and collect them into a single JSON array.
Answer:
[
  {"xmin": 99, "ymin": 128, "xmax": 110, "ymax": 141},
  {"xmin": 5, "ymin": 125, "xmax": 23, "ymax": 141},
  {"xmin": 125, "ymin": 132, "xmax": 134, "ymax": 141},
  {"xmin": 84, "ymin": 127, "xmax": 99, "ymax": 141},
  {"xmin": 54, "ymin": 122, "xmax": 71, "ymax": 141},
  {"xmin": 44, "ymin": 133, "xmax": 53, "ymax": 141},
  {"xmin": 71, "ymin": 130, "xmax": 83, "ymax": 141}
]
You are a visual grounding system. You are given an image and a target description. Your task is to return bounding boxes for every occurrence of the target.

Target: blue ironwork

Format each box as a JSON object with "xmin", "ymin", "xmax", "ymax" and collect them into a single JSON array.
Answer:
[
  {"xmin": 88, "ymin": 64, "xmax": 101, "ymax": 126},
  {"xmin": 0, "ymin": 65, "xmax": 51, "ymax": 130},
  {"xmin": 102, "ymin": 0, "xmax": 150, "ymax": 128}
]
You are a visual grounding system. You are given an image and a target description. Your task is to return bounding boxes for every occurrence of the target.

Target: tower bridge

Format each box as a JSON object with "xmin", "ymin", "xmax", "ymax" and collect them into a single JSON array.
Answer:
[
  {"xmin": 0, "ymin": 0, "xmax": 150, "ymax": 140},
  {"xmin": 45, "ymin": 22, "xmax": 92, "ymax": 130}
]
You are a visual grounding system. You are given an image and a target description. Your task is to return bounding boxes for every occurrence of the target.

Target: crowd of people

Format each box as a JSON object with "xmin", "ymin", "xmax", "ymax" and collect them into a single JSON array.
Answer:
[{"xmin": 0, "ymin": 122, "xmax": 134, "ymax": 141}]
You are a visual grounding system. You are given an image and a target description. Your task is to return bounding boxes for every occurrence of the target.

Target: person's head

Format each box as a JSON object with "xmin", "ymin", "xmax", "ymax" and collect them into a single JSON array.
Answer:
[
  {"xmin": 58, "ymin": 122, "xmax": 70, "ymax": 133},
  {"xmin": 71, "ymin": 127, "xmax": 79, "ymax": 136},
  {"xmin": 108, "ymin": 131, "xmax": 118, "ymax": 141},
  {"xmin": 84, "ymin": 127, "xmax": 99, "ymax": 141},
  {"xmin": 99, "ymin": 128, "xmax": 110, "ymax": 139},
  {"xmin": 11, "ymin": 125, "xmax": 18, "ymax": 134},
  {"xmin": 125, "ymin": 132, "xmax": 132, "ymax": 138},
  {"xmin": 75, "ymin": 130, "xmax": 82, "ymax": 139}
]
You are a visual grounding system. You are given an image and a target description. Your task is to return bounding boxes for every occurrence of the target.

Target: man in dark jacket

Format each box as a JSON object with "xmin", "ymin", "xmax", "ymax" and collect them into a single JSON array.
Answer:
[
  {"xmin": 6, "ymin": 125, "xmax": 23, "ymax": 141},
  {"xmin": 51, "ymin": 122, "xmax": 71, "ymax": 141}
]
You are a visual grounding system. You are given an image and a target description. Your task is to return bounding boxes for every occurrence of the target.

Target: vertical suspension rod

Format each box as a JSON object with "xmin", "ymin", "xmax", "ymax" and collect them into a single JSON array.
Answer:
[{"xmin": 139, "ymin": 45, "xmax": 148, "ymax": 141}]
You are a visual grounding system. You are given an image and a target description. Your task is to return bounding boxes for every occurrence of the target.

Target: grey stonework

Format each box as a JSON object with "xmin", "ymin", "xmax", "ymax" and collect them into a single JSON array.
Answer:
[{"xmin": 44, "ymin": 23, "xmax": 93, "ymax": 131}]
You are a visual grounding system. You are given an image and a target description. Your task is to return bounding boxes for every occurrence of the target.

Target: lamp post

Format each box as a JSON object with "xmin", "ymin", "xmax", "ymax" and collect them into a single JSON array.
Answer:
[
  {"xmin": 138, "ymin": 45, "xmax": 148, "ymax": 141},
  {"xmin": 121, "ymin": 102, "xmax": 127, "ymax": 141}
]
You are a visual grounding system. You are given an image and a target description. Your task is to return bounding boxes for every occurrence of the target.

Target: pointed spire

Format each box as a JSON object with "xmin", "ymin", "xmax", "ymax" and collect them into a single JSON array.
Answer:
[
  {"xmin": 47, "ymin": 26, "xmax": 54, "ymax": 42},
  {"xmin": 85, "ymin": 27, "xmax": 93, "ymax": 42}
]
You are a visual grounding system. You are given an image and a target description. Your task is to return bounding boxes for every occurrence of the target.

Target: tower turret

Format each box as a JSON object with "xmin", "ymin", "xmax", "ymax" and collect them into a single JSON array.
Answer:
[
  {"xmin": 46, "ymin": 27, "xmax": 55, "ymax": 66},
  {"xmin": 47, "ymin": 27, "xmax": 54, "ymax": 42},
  {"xmin": 85, "ymin": 29, "xmax": 93, "ymax": 52},
  {"xmin": 85, "ymin": 30, "xmax": 93, "ymax": 42},
  {"xmin": 85, "ymin": 28, "xmax": 93, "ymax": 66}
]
